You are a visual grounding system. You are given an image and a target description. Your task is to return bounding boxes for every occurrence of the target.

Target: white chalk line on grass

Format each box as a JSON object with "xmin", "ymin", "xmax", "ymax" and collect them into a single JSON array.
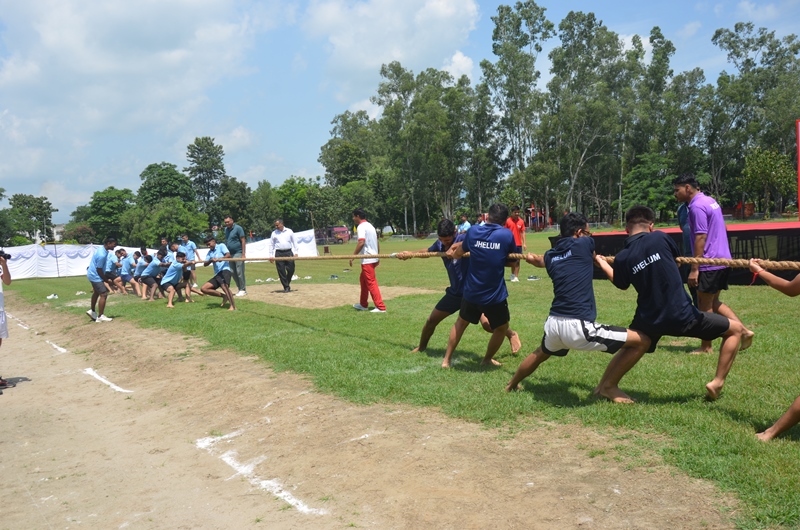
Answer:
[
  {"xmin": 82, "ymin": 368, "xmax": 133, "ymax": 393},
  {"xmin": 196, "ymin": 430, "xmax": 327, "ymax": 515},
  {"xmin": 6, "ymin": 312, "xmax": 30, "ymax": 329},
  {"xmin": 46, "ymin": 340, "xmax": 67, "ymax": 354}
]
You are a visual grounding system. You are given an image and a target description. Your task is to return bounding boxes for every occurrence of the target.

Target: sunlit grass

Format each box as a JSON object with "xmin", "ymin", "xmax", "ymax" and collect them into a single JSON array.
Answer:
[{"xmin": 9, "ymin": 234, "xmax": 800, "ymax": 528}]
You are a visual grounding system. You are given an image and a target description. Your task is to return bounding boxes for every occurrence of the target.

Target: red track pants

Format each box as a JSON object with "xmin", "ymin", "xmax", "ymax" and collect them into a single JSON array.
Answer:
[{"xmin": 360, "ymin": 262, "xmax": 385, "ymax": 310}]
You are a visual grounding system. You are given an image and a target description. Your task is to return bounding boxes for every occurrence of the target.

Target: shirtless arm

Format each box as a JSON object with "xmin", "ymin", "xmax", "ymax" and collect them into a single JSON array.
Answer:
[{"xmin": 750, "ymin": 259, "xmax": 800, "ymax": 297}]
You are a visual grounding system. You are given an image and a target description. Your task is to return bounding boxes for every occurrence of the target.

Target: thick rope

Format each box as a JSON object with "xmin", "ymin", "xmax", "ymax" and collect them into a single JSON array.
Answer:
[{"xmin": 210, "ymin": 253, "xmax": 800, "ymax": 270}]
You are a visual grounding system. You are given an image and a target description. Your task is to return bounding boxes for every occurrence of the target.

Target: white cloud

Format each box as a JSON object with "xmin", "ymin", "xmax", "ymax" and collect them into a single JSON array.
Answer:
[
  {"xmin": 303, "ymin": 0, "xmax": 479, "ymax": 101},
  {"xmin": 677, "ymin": 21, "xmax": 703, "ymax": 39},
  {"xmin": 348, "ymin": 99, "xmax": 382, "ymax": 120},
  {"xmin": 0, "ymin": 0, "xmax": 292, "ymax": 220},
  {"xmin": 736, "ymin": 0, "xmax": 780, "ymax": 20},
  {"xmin": 218, "ymin": 126, "xmax": 254, "ymax": 154},
  {"xmin": 443, "ymin": 51, "xmax": 474, "ymax": 81}
]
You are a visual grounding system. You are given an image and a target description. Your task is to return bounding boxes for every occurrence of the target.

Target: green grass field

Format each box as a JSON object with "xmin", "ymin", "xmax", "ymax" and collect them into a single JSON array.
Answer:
[{"xmin": 8, "ymin": 232, "xmax": 800, "ymax": 528}]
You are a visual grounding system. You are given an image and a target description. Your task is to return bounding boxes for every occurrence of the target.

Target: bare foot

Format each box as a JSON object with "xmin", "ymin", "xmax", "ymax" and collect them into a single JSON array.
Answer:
[
  {"xmin": 481, "ymin": 358, "xmax": 502, "ymax": 367},
  {"xmin": 690, "ymin": 348, "xmax": 714, "ymax": 355},
  {"xmin": 705, "ymin": 380, "xmax": 723, "ymax": 401},
  {"xmin": 228, "ymin": 306, "xmax": 236, "ymax": 311},
  {"xmin": 505, "ymin": 383, "xmax": 522, "ymax": 392},
  {"xmin": 441, "ymin": 360, "xmax": 451, "ymax": 368},
  {"xmin": 740, "ymin": 331, "xmax": 754, "ymax": 351},
  {"xmin": 755, "ymin": 431, "xmax": 773, "ymax": 441},
  {"xmin": 593, "ymin": 387, "xmax": 636, "ymax": 404},
  {"xmin": 166, "ymin": 304, "xmax": 174, "ymax": 309},
  {"xmin": 509, "ymin": 331, "xmax": 521, "ymax": 354},
  {"xmin": 410, "ymin": 346, "xmax": 424, "ymax": 353}
]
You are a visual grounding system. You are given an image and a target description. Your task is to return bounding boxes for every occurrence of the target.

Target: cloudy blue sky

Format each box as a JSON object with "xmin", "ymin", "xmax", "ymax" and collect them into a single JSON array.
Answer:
[{"xmin": 1, "ymin": 0, "xmax": 798, "ymax": 223}]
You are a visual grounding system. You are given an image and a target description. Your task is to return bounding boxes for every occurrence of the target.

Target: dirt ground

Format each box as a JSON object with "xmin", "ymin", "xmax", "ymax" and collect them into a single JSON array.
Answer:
[
  {"xmin": 243, "ymin": 281, "xmax": 437, "ymax": 309},
  {"xmin": 1, "ymin": 290, "xmax": 737, "ymax": 529}
]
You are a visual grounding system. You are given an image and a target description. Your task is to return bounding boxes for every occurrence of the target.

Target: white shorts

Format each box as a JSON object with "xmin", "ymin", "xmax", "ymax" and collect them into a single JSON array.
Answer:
[{"xmin": 541, "ymin": 315, "xmax": 627, "ymax": 357}]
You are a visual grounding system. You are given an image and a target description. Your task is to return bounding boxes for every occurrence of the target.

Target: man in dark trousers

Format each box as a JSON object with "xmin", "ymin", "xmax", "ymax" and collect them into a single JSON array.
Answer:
[
  {"xmin": 223, "ymin": 215, "xmax": 247, "ymax": 297},
  {"xmin": 268, "ymin": 218, "xmax": 298, "ymax": 293}
]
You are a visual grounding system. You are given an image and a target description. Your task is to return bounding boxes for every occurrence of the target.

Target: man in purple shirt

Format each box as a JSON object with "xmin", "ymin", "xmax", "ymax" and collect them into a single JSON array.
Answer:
[{"xmin": 672, "ymin": 174, "xmax": 754, "ymax": 353}]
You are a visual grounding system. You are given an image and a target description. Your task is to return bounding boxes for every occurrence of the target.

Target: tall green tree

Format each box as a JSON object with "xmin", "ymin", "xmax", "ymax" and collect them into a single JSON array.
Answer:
[
  {"xmin": 741, "ymin": 147, "xmax": 796, "ymax": 217},
  {"xmin": 210, "ymin": 176, "xmax": 252, "ymax": 229},
  {"xmin": 248, "ymin": 181, "xmax": 281, "ymax": 238},
  {"xmin": 85, "ymin": 187, "xmax": 136, "ymax": 240},
  {"xmin": 480, "ymin": 0, "xmax": 554, "ymax": 174},
  {"xmin": 119, "ymin": 197, "xmax": 208, "ymax": 247},
  {"xmin": 275, "ymin": 176, "xmax": 315, "ymax": 231},
  {"xmin": 137, "ymin": 162, "xmax": 195, "ymax": 209},
  {"xmin": 7, "ymin": 194, "xmax": 58, "ymax": 241},
  {"xmin": 185, "ymin": 137, "xmax": 226, "ymax": 216}
]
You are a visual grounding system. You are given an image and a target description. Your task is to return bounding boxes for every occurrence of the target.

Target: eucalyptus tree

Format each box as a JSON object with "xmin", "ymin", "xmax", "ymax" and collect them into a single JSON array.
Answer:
[
  {"xmin": 372, "ymin": 61, "xmax": 420, "ymax": 234},
  {"xmin": 464, "ymin": 82, "xmax": 505, "ymax": 215},
  {"xmin": 185, "ymin": 136, "xmax": 226, "ymax": 216},
  {"xmin": 544, "ymin": 11, "xmax": 623, "ymax": 213},
  {"xmin": 480, "ymin": 0, "xmax": 554, "ymax": 177}
]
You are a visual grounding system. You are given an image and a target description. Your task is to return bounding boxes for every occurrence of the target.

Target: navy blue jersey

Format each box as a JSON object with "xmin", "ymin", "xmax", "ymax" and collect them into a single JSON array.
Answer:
[
  {"xmin": 428, "ymin": 233, "xmax": 468, "ymax": 296},
  {"xmin": 612, "ymin": 231, "xmax": 700, "ymax": 332},
  {"xmin": 461, "ymin": 223, "xmax": 516, "ymax": 305},
  {"xmin": 545, "ymin": 236, "xmax": 596, "ymax": 321}
]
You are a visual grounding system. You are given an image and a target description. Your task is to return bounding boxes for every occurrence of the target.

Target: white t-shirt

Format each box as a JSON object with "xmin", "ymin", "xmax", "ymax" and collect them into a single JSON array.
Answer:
[{"xmin": 356, "ymin": 221, "xmax": 379, "ymax": 265}]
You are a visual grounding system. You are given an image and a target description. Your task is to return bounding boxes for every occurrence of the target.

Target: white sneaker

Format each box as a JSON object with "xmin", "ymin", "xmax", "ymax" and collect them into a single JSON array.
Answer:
[
  {"xmin": 370, "ymin": 308, "xmax": 386, "ymax": 313},
  {"xmin": 510, "ymin": 276, "xmax": 520, "ymax": 282},
  {"xmin": 86, "ymin": 309, "xmax": 97, "ymax": 321},
  {"xmin": 97, "ymin": 314, "xmax": 113, "ymax": 322},
  {"xmin": 353, "ymin": 303, "xmax": 369, "ymax": 311},
  {"xmin": 192, "ymin": 283, "xmax": 198, "ymax": 288},
  {"xmin": 235, "ymin": 290, "xmax": 247, "ymax": 297}
]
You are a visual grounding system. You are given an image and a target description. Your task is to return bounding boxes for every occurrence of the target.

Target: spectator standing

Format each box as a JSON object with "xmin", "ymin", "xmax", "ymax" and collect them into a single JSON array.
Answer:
[
  {"xmin": 350, "ymin": 208, "xmax": 386, "ymax": 313},
  {"xmin": 672, "ymin": 174, "xmax": 754, "ymax": 353},
  {"xmin": 457, "ymin": 214, "xmax": 471, "ymax": 235},
  {"xmin": 269, "ymin": 218, "xmax": 298, "ymax": 293},
  {"xmin": 223, "ymin": 215, "xmax": 247, "ymax": 297},
  {"xmin": 505, "ymin": 206, "xmax": 527, "ymax": 282}
]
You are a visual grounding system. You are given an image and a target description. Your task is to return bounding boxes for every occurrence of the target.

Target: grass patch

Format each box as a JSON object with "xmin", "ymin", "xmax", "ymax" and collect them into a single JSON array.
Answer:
[{"xmin": 9, "ymin": 234, "xmax": 800, "ymax": 527}]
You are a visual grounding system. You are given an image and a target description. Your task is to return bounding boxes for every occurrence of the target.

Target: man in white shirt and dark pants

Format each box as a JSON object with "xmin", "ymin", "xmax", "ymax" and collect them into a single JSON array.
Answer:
[{"xmin": 269, "ymin": 218, "xmax": 298, "ymax": 293}]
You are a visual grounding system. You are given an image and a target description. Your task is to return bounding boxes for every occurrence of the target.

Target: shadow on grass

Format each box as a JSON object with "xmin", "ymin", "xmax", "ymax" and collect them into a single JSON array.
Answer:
[{"xmin": 715, "ymin": 406, "xmax": 800, "ymax": 442}]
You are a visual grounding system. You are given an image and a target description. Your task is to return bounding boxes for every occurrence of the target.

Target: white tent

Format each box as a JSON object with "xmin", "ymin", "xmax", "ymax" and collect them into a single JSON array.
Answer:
[{"xmin": 4, "ymin": 229, "xmax": 319, "ymax": 280}]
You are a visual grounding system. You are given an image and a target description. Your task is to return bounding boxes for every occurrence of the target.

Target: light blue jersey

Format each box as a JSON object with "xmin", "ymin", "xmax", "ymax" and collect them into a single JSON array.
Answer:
[
  {"xmin": 87, "ymin": 246, "xmax": 109, "ymax": 283},
  {"xmin": 206, "ymin": 243, "xmax": 231, "ymax": 275}
]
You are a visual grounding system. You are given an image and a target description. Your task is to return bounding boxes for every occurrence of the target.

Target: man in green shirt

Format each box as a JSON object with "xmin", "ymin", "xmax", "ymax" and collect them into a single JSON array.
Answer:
[{"xmin": 223, "ymin": 215, "xmax": 247, "ymax": 296}]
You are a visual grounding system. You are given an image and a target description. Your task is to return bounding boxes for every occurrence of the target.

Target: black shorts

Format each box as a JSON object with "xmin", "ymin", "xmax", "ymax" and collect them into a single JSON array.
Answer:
[
  {"xmin": 133, "ymin": 275, "xmax": 141, "ymax": 283},
  {"xmin": 435, "ymin": 292, "xmax": 462, "ymax": 315},
  {"xmin": 698, "ymin": 268, "xmax": 730, "ymax": 294},
  {"xmin": 141, "ymin": 276, "xmax": 157, "ymax": 287},
  {"xmin": 162, "ymin": 280, "xmax": 179, "ymax": 291},
  {"xmin": 90, "ymin": 280, "xmax": 108, "ymax": 294},
  {"xmin": 182, "ymin": 270, "xmax": 191, "ymax": 281},
  {"xmin": 208, "ymin": 270, "xmax": 232, "ymax": 289},
  {"xmin": 635, "ymin": 312, "xmax": 730, "ymax": 353},
  {"xmin": 104, "ymin": 271, "xmax": 117, "ymax": 281},
  {"xmin": 459, "ymin": 299, "xmax": 509, "ymax": 330}
]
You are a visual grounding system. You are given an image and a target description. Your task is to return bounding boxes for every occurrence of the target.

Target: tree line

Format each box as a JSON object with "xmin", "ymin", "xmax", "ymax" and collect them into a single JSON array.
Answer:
[
  {"xmin": 314, "ymin": 3, "xmax": 799, "ymax": 231},
  {"xmin": 1, "ymin": 2, "xmax": 798, "ymax": 247}
]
